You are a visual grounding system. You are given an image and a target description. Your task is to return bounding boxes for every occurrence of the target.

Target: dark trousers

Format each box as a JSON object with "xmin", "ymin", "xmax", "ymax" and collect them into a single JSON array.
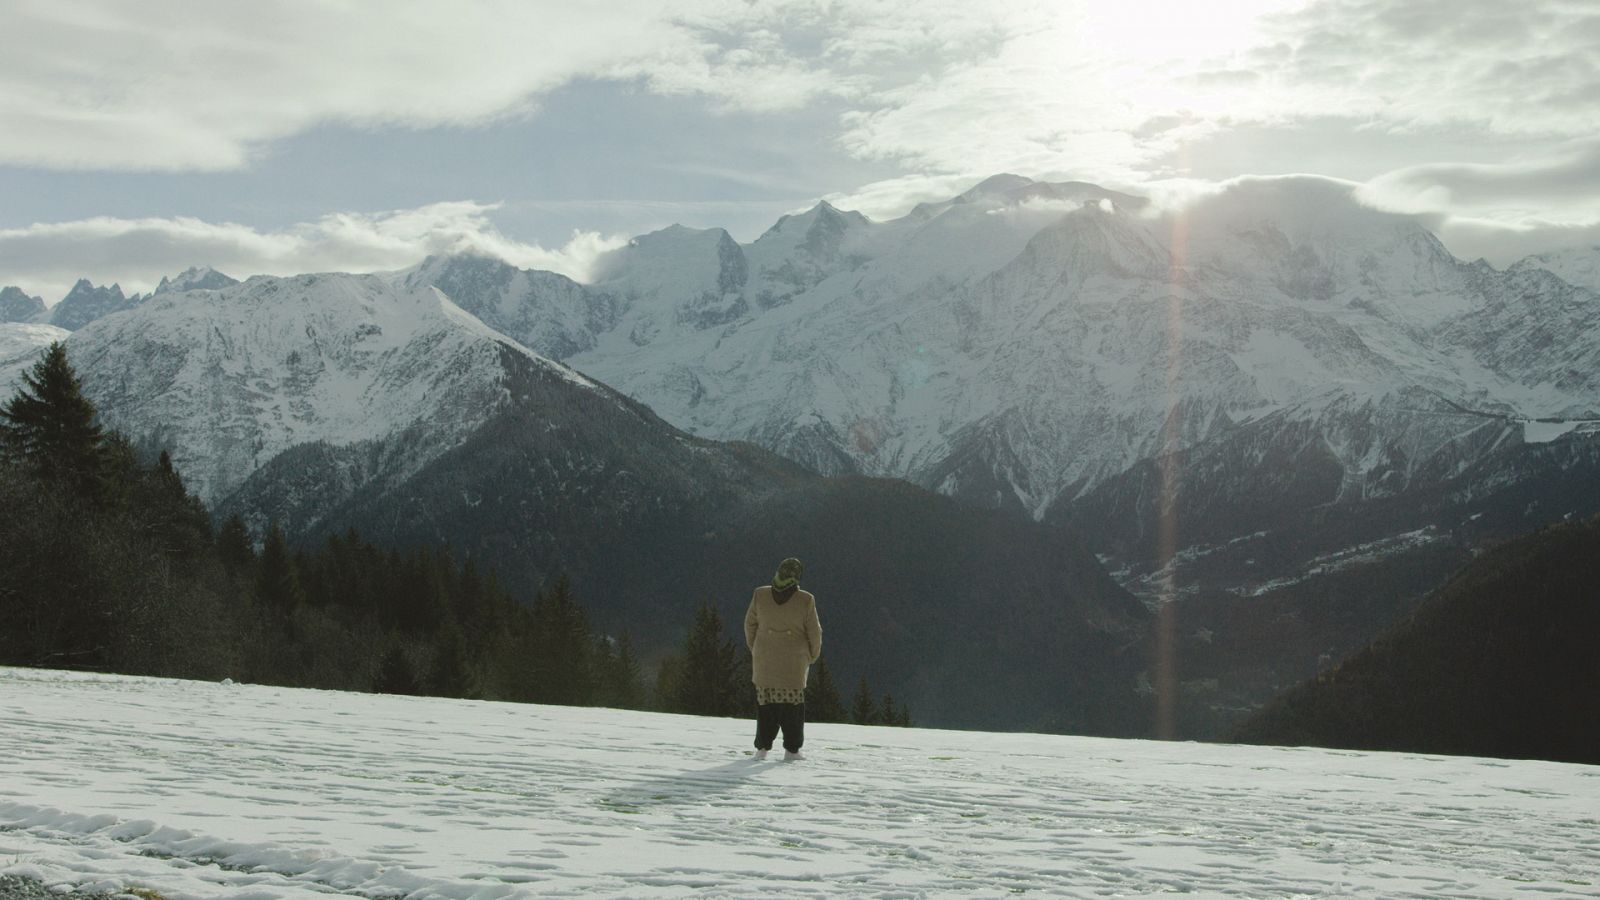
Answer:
[{"xmin": 755, "ymin": 702, "xmax": 805, "ymax": 752}]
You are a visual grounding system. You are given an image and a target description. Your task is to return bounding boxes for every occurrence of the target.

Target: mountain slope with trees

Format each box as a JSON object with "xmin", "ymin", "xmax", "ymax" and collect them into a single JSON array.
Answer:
[
  {"xmin": 4, "ymin": 330, "xmax": 1150, "ymax": 733},
  {"xmin": 0, "ymin": 343, "xmax": 929, "ymax": 723},
  {"xmin": 238, "ymin": 344, "xmax": 1151, "ymax": 732},
  {"xmin": 36, "ymin": 268, "xmax": 1152, "ymax": 732},
  {"xmin": 1232, "ymin": 516, "xmax": 1600, "ymax": 764}
]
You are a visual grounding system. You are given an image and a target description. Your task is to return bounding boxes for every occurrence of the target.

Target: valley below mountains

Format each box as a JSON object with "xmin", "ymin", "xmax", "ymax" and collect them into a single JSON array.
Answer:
[{"xmin": 4, "ymin": 174, "xmax": 1597, "ymax": 737}]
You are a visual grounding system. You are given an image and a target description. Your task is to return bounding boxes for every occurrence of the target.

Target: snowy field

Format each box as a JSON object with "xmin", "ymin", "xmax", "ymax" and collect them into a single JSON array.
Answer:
[{"xmin": 2, "ymin": 667, "xmax": 1597, "ymax": 898}]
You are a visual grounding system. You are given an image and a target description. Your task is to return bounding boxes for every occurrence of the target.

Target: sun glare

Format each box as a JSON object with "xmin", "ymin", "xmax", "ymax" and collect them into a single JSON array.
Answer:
[{"xmin": 1074, "ymin": 0, "xmax": 1290, "ymax": 63}]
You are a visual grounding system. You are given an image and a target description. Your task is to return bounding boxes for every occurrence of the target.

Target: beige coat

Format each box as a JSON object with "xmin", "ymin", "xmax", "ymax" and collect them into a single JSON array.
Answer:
[{"xmin": 744, "ymin": 585, "xmax": 822, "ymax": 691}]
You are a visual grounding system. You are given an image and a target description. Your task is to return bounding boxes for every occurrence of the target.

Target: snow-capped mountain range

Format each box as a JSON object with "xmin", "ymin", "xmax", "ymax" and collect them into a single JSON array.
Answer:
[
  {"xmin": 387, "ymin": 175, "xmax": 1600, "ymax": 592},
  {"xmin": 153, "ymin": 265, "xmax": 239, "ymax": 295},
  {"xmin": 377, "ymin": 177, "xmax": 1600, "ymax": 524},
  {"xmin": 5, "ymin": 173, "xmax": 1597, "ymax": 729},
  {"xmin": 4, "ymin": 174, "xmax": 1598, "ymax": 591},
  {"xmin": 0, "ymin": 266, "xmax": 236, "ymax": 333},
  {"xmin": 58, "ymin": 272, "xmax": 595, "ymax": 504}
]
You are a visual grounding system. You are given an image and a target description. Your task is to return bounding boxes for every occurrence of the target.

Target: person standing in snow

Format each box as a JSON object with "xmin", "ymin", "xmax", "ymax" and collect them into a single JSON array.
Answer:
[{"xmin": 744, "ymin": 557, "xmax": 821, "ymax": 760}]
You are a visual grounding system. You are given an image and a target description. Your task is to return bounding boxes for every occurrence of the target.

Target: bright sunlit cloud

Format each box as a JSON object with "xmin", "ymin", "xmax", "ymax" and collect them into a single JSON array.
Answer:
[
  {"xmin": 2, "ymin": 0, "xmax": 1597, "ymax": 275},
  {"xmin": 0, "ymin": 204, "xmax": 628, "ymax": 304}
]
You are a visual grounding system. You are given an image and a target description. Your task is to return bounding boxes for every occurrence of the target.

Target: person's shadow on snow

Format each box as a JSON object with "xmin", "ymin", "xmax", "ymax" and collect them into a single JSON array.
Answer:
[{"xmin": 602, "ymin": 756, "xmax": 771, "ymax": 810}]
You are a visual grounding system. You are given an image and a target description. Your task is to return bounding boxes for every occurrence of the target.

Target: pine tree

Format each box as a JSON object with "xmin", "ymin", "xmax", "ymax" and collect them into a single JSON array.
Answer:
[
  {"xmin": 336, "ymin": 531, "xmax": 385, "ymax": 618},
  {"xmin": 603, "ymin": 631, "xmax": 645, "ymax": 709},
  {"xmin": 215, "ymin": 515, "xmax": 255, "ymax": 572},
  {"xmin": 805, "ymin": 656, "xmax": 847, "ymax": 723},
  {"xmin": 427, "ymin": 625, "xmax": 477, "ymax": 699},
  {"xmin": 155, "ymin": 449, "xmax": 179, "ymax": 486},
  {"xmin": 125, "ymin": 447, "xmax": 212, "ymax": 560},
  {"xmin": 731, "ymin": 644, "xmax": 757, "ymax": 718},
  {"xmin": 456, "ymin": 557, "xmax": 490, "ymax": 640},
  {"xmin": 0, "ymin": 342, "xmax": 109, "ymax": 498},
  {"xmin": 257, "ymin": 521, "xmax": 305, "ymax": 613},
  {"xmin": 529, "ymin": 575, "xmax": 593, "ymax": 705},
  {"xmin": 676, "ymin": 601, "xmax": 740, "ymax": 716},
  {"xmin": 374, "ymin": 646, "xmax": 423, "ymax": 695},
  {"xmin": 391, "ymin": 547, "xmax": 448, "ymax": 633},
  {"xmin": 293, "ymin": 549, "xmax": 323, "ymax": 606},
  {"xmin": 618, "ymin": 633, "xmax": 644, "ymax": 704},
  {"xmin": 592, "ymin": 634, "xmax": 618, "ymax": 704},
  {"xmin": 881, "ymin": 692, "xmax": 898, "ymax": 728},
  {"xmin": 654, "ymin": 654, "xmax": 683, "ymax": 712},
  {"xmin": 852, "ymin": 675, "xmax": 878, "ymax": 725}
]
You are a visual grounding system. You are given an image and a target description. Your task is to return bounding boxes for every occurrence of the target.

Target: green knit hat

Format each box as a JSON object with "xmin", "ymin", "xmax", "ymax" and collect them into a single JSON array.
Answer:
[{"xmin": 772, "ymin": 557, "xmax": 804, "ymax": 590}]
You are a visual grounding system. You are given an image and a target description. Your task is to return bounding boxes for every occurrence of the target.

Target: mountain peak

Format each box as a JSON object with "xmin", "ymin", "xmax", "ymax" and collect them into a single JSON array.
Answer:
[
  {"xmin": 1177, "ymin": 175, "xmax": 1447, "ymax": 260},
  {"xmin": 755, "ymin": 198, "xmax": 869, "ymax": 244},
  {"xmin": 0, "ymin": 286, "xmax": 47, "ymax": 324},
  {"xmin": 155, "ymin": 266, "xmax": 239, "ymax": 295},
  {"xmin": 903, "ymin": 174, "xmax": 1143, "ymax": 224},
  {"xmin": 654, "ymin": 223, "xmax": 718, "ymax": 237},
  {"xmin": 613, "ymin": 223, "xmax": 734, "ymax": 254},
  {"xmin": 961, "ymin": 174, "xmax": 1036, "ymax": 200},
  {"xmin": 411, "ymin": 251, "xmax": 514, "ymax": 280},
  {"xmin": 49, "ymin": 279, "xmax": 137, "ymax": 331},
  {"xmin": 61, "ymin": 279, "xmax": 124, "ymax": 302},
  {"xmin": 607, "ymin": 224, "xmax": 738, "ymax": 263},
  {"xmin": 589, "ymin": 223, "xmax": 745, "ymax": 308},
  {"xmin": 1182, "ymin": 176, "xmax": 1381, "ymax": 225},
  {"xmin": 1507, "ymin": 244, "xmax": 1600, "ymax": 294}
]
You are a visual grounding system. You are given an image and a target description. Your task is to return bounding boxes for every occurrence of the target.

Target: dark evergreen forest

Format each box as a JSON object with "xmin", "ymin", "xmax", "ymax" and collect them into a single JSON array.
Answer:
[
  {"xmin": 0, "ymin": 343, "xmax": 909, "ymax": 725},
  {"xmin": 1232, "ymin": 515, "xmax": 1600, "ymax": 765}
]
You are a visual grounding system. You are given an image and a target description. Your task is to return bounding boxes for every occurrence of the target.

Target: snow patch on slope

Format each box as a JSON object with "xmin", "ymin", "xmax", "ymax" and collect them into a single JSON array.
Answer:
[
  {"xmin": 1511, "ymin": 245, "xmax": 1600, "ymax": 293},
  {"xmin": 62, "ymin": 272, "xmax": 594, "ymax": 503},
  {"xmin": 0, "ymin": 323, "xmax": 70, "ymax": 388}
]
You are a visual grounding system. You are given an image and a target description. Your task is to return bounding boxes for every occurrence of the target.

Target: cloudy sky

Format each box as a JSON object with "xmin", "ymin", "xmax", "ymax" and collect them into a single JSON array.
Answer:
[{"xmin": 3, "ymin": 0, "xmax": 1598, "ymax": 302}]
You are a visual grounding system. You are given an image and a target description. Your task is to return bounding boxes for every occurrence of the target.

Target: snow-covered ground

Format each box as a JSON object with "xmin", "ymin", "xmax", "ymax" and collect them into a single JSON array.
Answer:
[{"xmin": 2, "ymin": 667, "xmax": 1596, "ymax": 898}]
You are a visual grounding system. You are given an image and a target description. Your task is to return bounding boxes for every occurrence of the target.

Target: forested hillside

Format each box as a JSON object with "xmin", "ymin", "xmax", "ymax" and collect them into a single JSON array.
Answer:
[
  {"xmin": 0, "ymin": 344, "xmax": 911, "ymax": 725},
  {"xmin": 1233, "ymin": 516, "xmax": 1600, "ymax": 764}
]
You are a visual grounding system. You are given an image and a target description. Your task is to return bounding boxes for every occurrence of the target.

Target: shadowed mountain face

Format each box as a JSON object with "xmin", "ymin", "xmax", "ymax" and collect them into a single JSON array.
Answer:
[
  {"xmin": 1232, "ymin": 516, "xmax": 1600, "ymax": 765},
  {"xmin": 45, "ymin": 269, "xmax": 1147, "ymax": 732},
  {"xmin": 48, "ymin": 279, "xmax": 141, "ymax": 331},
  {"xmin": 0, "ymin": 287, "xmax": 46, "ymax": 324},
  {"xmin": 221, "ymin": 345, "xmax": 1150, "ymax": 732}
]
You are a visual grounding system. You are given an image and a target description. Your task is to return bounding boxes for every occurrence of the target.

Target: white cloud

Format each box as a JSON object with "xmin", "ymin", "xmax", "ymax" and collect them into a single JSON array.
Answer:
[
  {"xmin": 980, "ymin": 195, "xmax": 1113, "ymax": 217},
  {"xmin": 1427, "ymin": 216, "xmax": 1600, "ymax": 268},
  {"xmin": 824, "ymin": 0, "xmax": 1303, "ymax": 186},
  {"xmin": 823, "ymin": 0, "xmax": 1600, "ymax": 187},
  {"xmin": 1344, "ymin": 139, "xmax": 1600, "ymax": 264},
  {"xmin": 0, "ymin": 0, "xmax": 1319, "ymax": 179},
  {"xmin": 808, "ymin": 0, "xmax": 1600, "ymax": 259},
  {"xmin": 13, "ymin": 0, "xmax": 1594, "ymax": 189},
  {"xmin": 0, "ymin": 203, "xmax": 628, "ymax": 303},
  {"xmin": 1357, "ymin": 139, "xmax": 1600, "ymax": 221},
  {"xmin": 0, "ymin": 0, "xmax": 846, "ymax": 171},
  {"xmin": 1256, "ymin": 0, "xmax": 1600, "ymax": 136},
  {"xmin": 5, "ymin": 0, "xmax": 1597, "ymax": 263}
]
